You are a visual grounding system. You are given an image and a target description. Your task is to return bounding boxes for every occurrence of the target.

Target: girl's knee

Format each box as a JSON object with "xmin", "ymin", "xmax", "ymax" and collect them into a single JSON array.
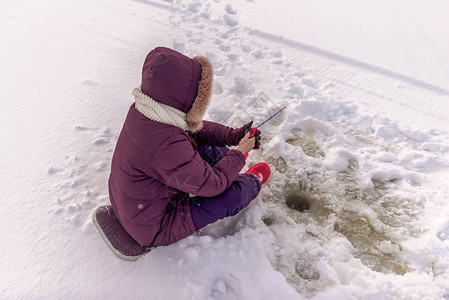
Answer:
[
  {"xmin": 190, "ymin": 174, "xmax": 262, "ymax": 230},
  {"xmin": 236, "ymin": 173, "xmax": 262, "ymax": 196},
  {"xmin": 226, "ymin": 174, "xmax": 261, "ymax": 213}
]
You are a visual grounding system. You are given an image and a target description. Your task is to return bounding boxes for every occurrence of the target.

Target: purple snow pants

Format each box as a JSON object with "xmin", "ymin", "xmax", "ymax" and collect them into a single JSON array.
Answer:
[{"xmin": 190, "ymin": 145, "xmax": 261, "ymax": 230}]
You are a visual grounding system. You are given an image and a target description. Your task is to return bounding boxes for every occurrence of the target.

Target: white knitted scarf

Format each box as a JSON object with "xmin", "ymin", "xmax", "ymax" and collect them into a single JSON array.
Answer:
[{"xmin": 132, "ymin": 87, "xmax": 188, "ymax": 131}]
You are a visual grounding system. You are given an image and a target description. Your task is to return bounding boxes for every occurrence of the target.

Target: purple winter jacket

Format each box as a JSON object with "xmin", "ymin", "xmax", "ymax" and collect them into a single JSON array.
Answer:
[{"xmin": 108, "ymin": 48, "xmax": 246, "ymax": 246}]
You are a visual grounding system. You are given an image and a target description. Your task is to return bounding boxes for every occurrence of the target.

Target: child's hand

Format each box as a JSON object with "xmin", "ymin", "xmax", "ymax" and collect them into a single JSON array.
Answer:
[
  {"xmin": 236, "ymin": 132, "xmax": 256, "ymax": 154},
  {"xmin": 248, "ymin": 128, "xmax": 261, "ymax": 149}
]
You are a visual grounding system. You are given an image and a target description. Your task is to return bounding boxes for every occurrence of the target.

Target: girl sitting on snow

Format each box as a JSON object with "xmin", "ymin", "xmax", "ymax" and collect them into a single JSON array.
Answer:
[{"xmin": 108, "ymin": 47, "xmax": 271, "ymax": 247}]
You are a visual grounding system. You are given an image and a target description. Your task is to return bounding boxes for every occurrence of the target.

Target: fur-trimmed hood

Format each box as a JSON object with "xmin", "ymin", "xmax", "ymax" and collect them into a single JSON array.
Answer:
[{"xmin": 141, "ymin": 47, "xmax": 213, "ymax": 132}]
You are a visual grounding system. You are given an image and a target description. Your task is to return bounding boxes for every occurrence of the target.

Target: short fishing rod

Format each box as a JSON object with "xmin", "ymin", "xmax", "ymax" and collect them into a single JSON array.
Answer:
[{"xmin": 245, "ymin": 100, "xmax": 297, "ymax": 137}]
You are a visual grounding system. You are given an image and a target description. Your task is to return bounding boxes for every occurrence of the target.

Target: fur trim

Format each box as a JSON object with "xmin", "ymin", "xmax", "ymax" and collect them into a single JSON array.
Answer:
[{"xmin": 186, "ymin": 56, "xmax": 213, "ymax": 132}]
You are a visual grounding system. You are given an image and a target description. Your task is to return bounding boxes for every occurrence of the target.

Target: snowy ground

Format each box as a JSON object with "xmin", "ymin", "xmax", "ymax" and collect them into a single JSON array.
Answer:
[{"xmin": 1, "ymin": 0, "xmax": 449, "ymax": 299}]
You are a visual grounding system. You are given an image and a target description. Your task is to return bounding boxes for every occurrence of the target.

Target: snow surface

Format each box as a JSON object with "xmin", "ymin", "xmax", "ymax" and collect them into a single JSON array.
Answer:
[{"xmin": 1, "ymin": 0, "xmax": 449, "ymax": 299}]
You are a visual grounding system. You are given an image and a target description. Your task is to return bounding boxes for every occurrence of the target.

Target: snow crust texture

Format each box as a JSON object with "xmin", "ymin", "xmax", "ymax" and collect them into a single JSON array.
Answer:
[{"xmin": 1, "ymin": 0, "xmax": 449, "ymax": 299}]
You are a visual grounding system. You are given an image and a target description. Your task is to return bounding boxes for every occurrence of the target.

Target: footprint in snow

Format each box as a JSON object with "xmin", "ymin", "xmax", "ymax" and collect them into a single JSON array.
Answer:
[
  {"xmin": 303, "ymin": 78, "xmax": 320, "ymax": 89},
  {"xmin": 232, "ymin": 77, "xmax": 254, "ymax": 95},
  {"xmin": 437, "ymin": 222, "xmax": 449, "ymax": 241},
  {"xmin": 223, "ymin": 15, "xmax": 239, "ymax": 27},
  {"xmin": 272, "ymin": 50, "xmax": 283, "ymax": 58},
  {"xmin": 173, "ymin": 41, "xmax": 185, "ymax": 52},
  {"xmin": 187, "ymin": 2, "xmax": 202, "ymax": 13},
  {"xmin": 213, "ymin": 82, "xmax": 224, "ymax": 95},
  {"xmin": 75, "ymin": 125, "xmax": 90, "ymax": 131},
  {"xmin": 227, "ymin": 54, "xmax": 240, "ymax": 62},
  {"xmin": 47, "ymin": 167, "xmax": 60, "ymax": 175},
  {"xmin": 211, "ymin": 273, "xmax": 242, "ymax": 300},
  {"xmin": 240, "ymin": 44, "xmax": 252, "ymax": 53},
  {"xmin": 270, "ymin": 50, "xmax": 284, "ymax": 64},
  {"xmin": 219, "ymin": 44, "xmax": 232, "ymax": 52},
  {"xmin": 294, "ymin": 71, "xmax": 306, "ymax": 78},
  {"xmin": 214, "ymin": 63, "xmax": 230, "ymax": 77},
  {"xmin": 252, "ymin": 50, "xmax": 265, "ymax": 59},
  {"xmin": 82, "ymin": 80, "xmax": 97, "ymax": 87},
  {"xmin": 288, "ymin": 83, "xmax": 306, "ymax": 98},
  {"xmin": 93, "ymin": 137, "xmax": 109, "ymax": 145},
  {"xmin": 225, "ymin": 4, "xmax": 238, "ymax": 15},
  {"xmin": 169, "ymin": 15, "xmax": 181, "ymax": 27}
]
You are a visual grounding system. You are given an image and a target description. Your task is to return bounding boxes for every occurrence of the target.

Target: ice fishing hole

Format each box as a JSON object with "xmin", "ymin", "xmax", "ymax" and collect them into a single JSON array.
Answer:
[
  {"xmin": 262, "ymin": 217, "xmax": 274, "ymax": 226},
  {"xmin": 285, "ymin": 191, "xmax": 312, "ymax": 212}
]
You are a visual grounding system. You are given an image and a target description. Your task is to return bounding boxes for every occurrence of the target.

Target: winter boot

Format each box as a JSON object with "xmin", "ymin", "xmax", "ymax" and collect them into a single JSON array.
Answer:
[{"xmin": 245, "ymin": 163, "xmax": 271, "ymax": 185}]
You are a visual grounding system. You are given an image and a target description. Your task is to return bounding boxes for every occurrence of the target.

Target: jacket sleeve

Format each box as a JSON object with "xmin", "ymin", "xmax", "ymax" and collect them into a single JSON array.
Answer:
[
  {"xmin": 188, "ymin": 120, "xmax": 232, "ymax": 147},
  {"xmin": 151, "ymin": 133, "xmax": 245, "ymax": 197}
]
